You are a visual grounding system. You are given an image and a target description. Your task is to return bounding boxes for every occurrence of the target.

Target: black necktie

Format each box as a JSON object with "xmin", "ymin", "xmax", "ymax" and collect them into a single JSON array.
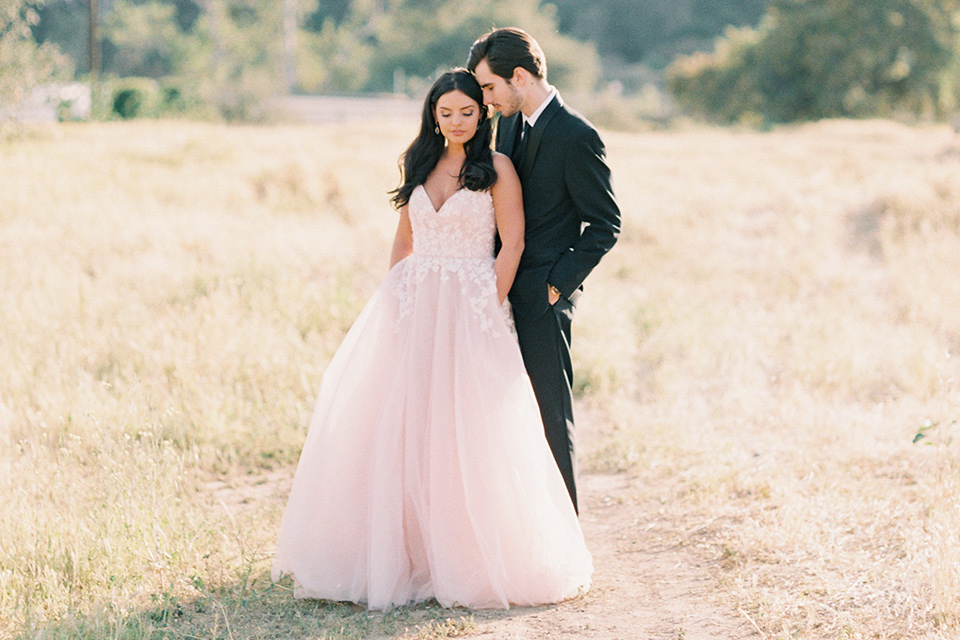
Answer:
[{"xmin": 514, "ymin": 122, "xmax": 531, "ymax": 169}]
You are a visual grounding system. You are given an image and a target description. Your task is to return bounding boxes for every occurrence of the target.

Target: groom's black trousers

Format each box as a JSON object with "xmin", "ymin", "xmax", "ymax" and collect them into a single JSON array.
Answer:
[{"xmin": 513, "ymin": 297, "xmax": 578, "ymax": 513}]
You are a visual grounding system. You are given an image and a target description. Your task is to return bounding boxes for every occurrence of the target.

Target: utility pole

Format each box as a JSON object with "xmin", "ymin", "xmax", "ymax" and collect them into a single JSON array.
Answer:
[
  {"xmin": 89, "ymin": 0, "xmax": 100, "ymax": 115},
  {"xmin": 283, "ymin": 0, "xmax": 297, "ymax": 92},
  {"xmin": 204, "ymin": 0, "xmax": 224, "ymax": 75}
]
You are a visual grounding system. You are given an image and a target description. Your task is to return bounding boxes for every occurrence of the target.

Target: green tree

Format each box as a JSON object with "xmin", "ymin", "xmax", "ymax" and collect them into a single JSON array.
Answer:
[
  {"xmin": 30, "ymin": 0, "xmax": 286, "ymax": 119},
  {"xmin": 303, "ymin": 0, "xmax": 350, "ymax": 28},
  {"xmin": 33, "ymin": 0, "xmax": 202, "ymax": 75},
  {"xmin": 297, "ymin": 0, "xmax": 600, "ymax": 95},
  {"xmin": 103, "ymin": 0, "xmax": 195, "ymax": 77},
  {"xmin": 550, "ymin": 0, "xmax": 768, "ymax": 68},
  {"xmin": 297, "ymin": 16, "xmax": 373, "ymax": 93},
  {"xmin": 1, "ymin": 0, "xmax": 65, "ymax": 122},
  {"xmin": 33, "ymin": 0, "xmax": 88, "ymax": 73},
  {"xmin": 668, "ymin": 0, "xmax": 959, "ymax": 123},
  {"xmin": 185, "ymin": 0, "xmax": 287, "ymax": 119}
]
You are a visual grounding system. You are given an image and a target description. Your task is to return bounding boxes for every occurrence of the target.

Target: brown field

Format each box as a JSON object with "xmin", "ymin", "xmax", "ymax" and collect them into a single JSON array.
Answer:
[{"xmin": 2, "ymin": 117, "xmax": 960, "ymax": 639}]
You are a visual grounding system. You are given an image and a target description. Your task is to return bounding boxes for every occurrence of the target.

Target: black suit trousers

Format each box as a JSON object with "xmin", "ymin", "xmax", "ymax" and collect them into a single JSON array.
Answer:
[{"xmin": 513, "ymin": 295, "xmax": 578, "ymax": 513}]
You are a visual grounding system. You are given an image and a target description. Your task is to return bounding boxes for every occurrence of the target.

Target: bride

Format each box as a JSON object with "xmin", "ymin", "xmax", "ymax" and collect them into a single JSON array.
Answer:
[{"xmin": 271, "ymin": 68, "xmax": 592, "ymax": 610}]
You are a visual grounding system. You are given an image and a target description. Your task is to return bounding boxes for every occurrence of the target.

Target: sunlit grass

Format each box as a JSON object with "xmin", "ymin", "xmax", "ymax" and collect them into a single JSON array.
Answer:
[
  {"xmin": 2, "ymin": 117, "xmax": 960, "ymax": 638},
  {"xmin": 0, "ymin": 120, "xmax": 416, "ymax": 638},
  {"xmin": 577, "ymin": 119, "xmax": 960, "ymax": 637}
]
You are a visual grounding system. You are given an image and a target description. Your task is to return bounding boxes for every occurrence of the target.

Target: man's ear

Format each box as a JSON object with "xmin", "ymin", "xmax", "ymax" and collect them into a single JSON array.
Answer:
[{"xmin": 512, "ymin": 67, "xmax": 527, "ymax": 86}]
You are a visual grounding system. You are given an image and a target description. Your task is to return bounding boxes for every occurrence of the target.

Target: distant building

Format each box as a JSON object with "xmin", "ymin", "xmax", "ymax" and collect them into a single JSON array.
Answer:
[{"xmin": 1, "ymin": 83, "xmax": 91, "ymax": 122}]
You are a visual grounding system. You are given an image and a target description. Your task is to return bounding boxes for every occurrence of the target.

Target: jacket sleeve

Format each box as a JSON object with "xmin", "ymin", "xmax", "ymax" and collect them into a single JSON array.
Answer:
[{"xmin": 547, "ymin": 126, "xmax": 621, "ymax": 298}]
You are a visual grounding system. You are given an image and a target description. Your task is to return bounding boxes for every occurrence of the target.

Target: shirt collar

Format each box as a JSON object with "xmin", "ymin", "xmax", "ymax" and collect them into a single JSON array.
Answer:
[{"xmin": 523, "ymin": 86, "xmax": 557, "ymax": 129}]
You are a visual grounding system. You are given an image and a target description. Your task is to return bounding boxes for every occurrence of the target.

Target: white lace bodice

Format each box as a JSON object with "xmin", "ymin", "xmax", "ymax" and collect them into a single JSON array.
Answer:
[
  {"xmin": 390, "ymin": 185, "xmax": 512, "ymax": 336},
  {"xmin": 409, "ymin": 185, "xmax": 496, "ymax": 258}
]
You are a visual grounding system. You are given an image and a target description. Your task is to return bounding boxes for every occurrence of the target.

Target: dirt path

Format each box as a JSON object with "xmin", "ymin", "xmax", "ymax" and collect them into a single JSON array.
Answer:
[
  {"xmin": 463, "ymin": 471, "xmax": 759, "ymax": 640},
  {"xmin": 221, "ymin": 412, "xmax": 760, "ymax": 638}
]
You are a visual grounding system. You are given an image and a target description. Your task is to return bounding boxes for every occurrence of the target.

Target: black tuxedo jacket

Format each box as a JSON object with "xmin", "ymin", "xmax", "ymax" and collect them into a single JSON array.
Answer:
[{"xmin": 496, "ymin": 94, "xmax": 621, "ymax": 319}]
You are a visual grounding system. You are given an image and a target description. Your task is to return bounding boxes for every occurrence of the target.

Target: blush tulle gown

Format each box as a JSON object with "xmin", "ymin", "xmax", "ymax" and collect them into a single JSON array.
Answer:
[{"xmin": 272, "ymin": 185, "xmax": 592, "ymax": 609}]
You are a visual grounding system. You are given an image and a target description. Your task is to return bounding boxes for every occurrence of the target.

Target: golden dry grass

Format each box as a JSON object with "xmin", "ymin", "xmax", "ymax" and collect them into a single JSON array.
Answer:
[
  {"xmin": 578, "ymin": 119, "xmax": 960, "ymax": 638},
  {"xmin": 2, "ymin": 117, "xmax": 960, "ymax": 639}
]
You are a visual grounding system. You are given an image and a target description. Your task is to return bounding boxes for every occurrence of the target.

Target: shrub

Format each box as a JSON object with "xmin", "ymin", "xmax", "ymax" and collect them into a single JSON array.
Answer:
[
  {"xmin": 108, "ymin": 77, "xmax": 161, "ymax": 119},
  {"xmin": 667, "ymin": 0, "xmax": 959, "ymax": 124},
  {"xmin": 112, "ymin": 88, "xmax": 142, "ymax": 119}
]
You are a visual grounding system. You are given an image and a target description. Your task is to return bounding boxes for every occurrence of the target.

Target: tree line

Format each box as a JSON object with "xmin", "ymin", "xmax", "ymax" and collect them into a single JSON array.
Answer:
[
  {"xmin": 668, "ymin": 0, "xmax": 960, "ymax": 123},
  {"xmin": 3, "ymin": 0, "xmax": 959, "ymax": 124}
]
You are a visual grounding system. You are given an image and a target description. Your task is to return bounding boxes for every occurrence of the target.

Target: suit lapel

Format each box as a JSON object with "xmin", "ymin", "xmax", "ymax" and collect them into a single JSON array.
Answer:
[
  {"xmin": 498, "ymin": 113, "xmax": 522, "ymax": 158},
  {"xmin": 519, "ymin": 94, "xmax": 562, "ymax": 177}
]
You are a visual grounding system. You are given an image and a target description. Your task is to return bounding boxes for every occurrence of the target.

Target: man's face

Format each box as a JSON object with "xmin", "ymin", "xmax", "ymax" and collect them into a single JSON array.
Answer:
[{"xmin": 474, "ymin": 59, "xmax": 523, "ymax": 118}]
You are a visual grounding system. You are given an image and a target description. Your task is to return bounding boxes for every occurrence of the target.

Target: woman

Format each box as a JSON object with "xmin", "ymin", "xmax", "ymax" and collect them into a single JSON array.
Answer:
[{"xmin": 272, "ymin": 69, "xmax": 592, "ymax": 610}]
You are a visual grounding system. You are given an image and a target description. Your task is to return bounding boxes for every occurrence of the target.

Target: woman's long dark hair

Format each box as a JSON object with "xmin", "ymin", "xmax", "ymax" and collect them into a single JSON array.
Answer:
[{"xmin": 390, "ymin": 68, "xmax": 496, "ymax": 209}]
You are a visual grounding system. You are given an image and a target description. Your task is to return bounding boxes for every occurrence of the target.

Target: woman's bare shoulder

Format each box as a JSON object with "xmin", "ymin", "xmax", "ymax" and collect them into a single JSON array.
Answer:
[{"xmin": 492, "ymin": 152, "xmax": 517, "ymax": 179}]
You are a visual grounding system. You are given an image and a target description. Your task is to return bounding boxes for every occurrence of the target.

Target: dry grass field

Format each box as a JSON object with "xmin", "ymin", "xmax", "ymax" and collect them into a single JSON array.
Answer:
[{"xmin": 2, "ymin": 116, "xmax": 960, "ymax": 639}]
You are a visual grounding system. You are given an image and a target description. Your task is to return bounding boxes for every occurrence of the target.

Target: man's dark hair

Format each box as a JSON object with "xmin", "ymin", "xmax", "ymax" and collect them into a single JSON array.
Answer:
[{"xmin": 467, "ymin": 28, "xmax": 547, "ymax": 81}]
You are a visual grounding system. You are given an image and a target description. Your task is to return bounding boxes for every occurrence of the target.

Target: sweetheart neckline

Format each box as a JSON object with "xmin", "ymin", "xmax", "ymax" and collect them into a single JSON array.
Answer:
[{"xmin": 417, "ymin": 184, "xmax": 467, "ymax": 213}]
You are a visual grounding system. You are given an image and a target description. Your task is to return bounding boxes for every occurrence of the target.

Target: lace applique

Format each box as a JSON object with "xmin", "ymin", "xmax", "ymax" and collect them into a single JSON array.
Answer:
[
  {"xmin": 390, "ymin": 186, "xmax": 512, "ymax": 336},
  {"xmin": 409, "ymin": 187, "xmax": 496, "ymax": 259}
]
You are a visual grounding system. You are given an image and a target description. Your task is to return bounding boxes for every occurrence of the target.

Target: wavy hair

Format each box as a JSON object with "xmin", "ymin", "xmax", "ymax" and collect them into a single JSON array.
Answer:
[
  {"xmin": 390, "ymin": 69, "xmax": 496, "ymax": 209},
  {"xmin": 467, "ymin": 27, "xmax": 547, "ymax": 80}
]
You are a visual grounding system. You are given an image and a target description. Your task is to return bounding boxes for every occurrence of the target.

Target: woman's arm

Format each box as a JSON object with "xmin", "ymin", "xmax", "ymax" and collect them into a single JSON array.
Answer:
[
  {"xmin": 390, "ymin": 205, "xmax": 414, "ymax": 268},
  {"xmin": 491, "ymin": 153, "xmax": 525, "ymax": 304}
]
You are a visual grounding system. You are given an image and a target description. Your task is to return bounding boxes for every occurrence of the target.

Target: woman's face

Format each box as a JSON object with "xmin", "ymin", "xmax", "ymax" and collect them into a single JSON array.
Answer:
[{"xmin": 434, "ymin": 89, "xmax": 481, "ymax": 145}]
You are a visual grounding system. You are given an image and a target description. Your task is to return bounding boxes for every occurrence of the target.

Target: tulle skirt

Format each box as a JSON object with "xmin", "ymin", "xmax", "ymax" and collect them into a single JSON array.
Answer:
[{"xmin": 272, "ymin": 254, "xmax": 592, "ymax": 609}]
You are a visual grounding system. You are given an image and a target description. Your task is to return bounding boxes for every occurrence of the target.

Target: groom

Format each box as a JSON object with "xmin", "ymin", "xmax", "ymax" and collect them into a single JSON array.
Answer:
[{"xmin": 468, "ymin": 28, "xmax": 621, "ymax": 513}]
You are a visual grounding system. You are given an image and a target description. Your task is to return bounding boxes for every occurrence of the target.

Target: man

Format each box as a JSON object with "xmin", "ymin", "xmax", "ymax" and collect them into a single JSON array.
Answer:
[{"xmin": 468, "ymin": 28, "xmax": 621, "ymax": 513}]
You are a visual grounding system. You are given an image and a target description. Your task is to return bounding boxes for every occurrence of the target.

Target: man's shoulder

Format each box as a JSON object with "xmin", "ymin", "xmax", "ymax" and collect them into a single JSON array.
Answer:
[{"xmin": 548, "ymin": 99, "xmax": 600, "ymax": 141}]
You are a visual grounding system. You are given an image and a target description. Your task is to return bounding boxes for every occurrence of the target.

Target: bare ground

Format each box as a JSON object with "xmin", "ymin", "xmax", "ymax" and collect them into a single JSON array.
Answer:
[
  {"xmin": 466, "ymin": 472, "xmax": 759, "ymax": 640},
  {"xmin": 456, "ymin": 401, "xmax": 761, "ymax": 640},
  {"xmin": 218, "ymin": 405, "xmax": 760, "ymax": 640}
]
